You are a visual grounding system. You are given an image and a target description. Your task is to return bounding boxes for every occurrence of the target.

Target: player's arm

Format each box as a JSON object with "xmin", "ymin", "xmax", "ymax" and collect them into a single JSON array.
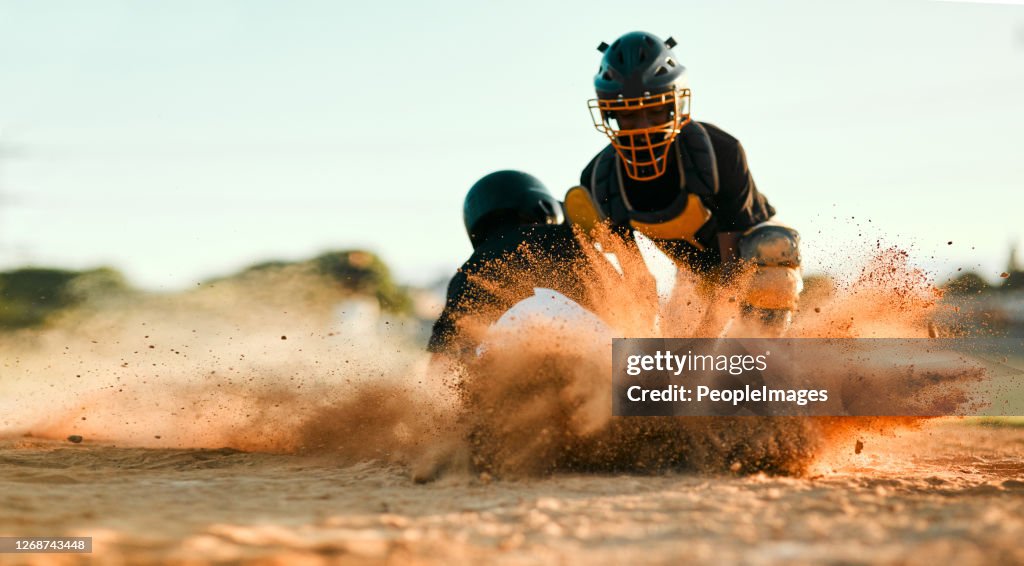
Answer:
[
  {"xmin": 426, "ymin": 269, "xmax": 472, "ymax": 356},
  {"xmin": 717, "ymin": 231, "xmax": 742, "ymax": 264},
  {"xmin": 704, "ymin": 125, "xmax": 775, "ymax": 279}
]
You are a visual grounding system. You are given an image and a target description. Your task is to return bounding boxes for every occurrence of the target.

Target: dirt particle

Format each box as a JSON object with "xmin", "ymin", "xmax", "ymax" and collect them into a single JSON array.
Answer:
[
  {"xmin": 1000, "ymin": 272, "xmax": 1010, "ymax": 278},
  {"xmin": 281, "ymin": 336, "xmax": 287, "ymax": 340},
  {"xmin": 855, "ymin": 439, "xmax": 864, "ymax": 454},
  {"xmin": 67, "ymin": 435, "xmax": 83, "ymax": 444}
]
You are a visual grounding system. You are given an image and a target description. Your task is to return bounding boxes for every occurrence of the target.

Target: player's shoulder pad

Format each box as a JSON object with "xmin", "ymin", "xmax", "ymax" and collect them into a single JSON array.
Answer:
[{"xmin": 696, "ymin": 121, "xmax": 739, "ymax": 145}]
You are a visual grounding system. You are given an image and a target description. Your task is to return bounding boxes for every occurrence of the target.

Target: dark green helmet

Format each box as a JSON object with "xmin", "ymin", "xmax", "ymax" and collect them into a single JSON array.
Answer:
[
  {"xmin": 594, "ymin": 31, "xmax": 688, "ymax": 100},
  {"xmin": 589, "ymin": 32, "xmax": 692, "ymax": 181},
  {"xmin": 463, "ymin": 170, "xmax": 564, "ymax": 248}
]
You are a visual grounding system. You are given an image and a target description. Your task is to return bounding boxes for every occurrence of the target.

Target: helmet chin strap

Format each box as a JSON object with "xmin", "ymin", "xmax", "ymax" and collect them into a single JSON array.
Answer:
[
  {"xmin": 634, "ymin": 163, "xmax": 658, "ymax": 179},
  {"xmin": 616, "ymin": 129, "xmax": 686, "ymax": 184},
  {"xmin": 617, "ymin": 137, "xmax": 672, "ymax": 180}
]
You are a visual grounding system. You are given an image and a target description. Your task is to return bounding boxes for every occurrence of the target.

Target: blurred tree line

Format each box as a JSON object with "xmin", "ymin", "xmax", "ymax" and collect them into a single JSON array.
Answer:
[
  {"xmin": 0, "ymin": 267, "xmax": 132, "ymax": 329},
  {"xmin": 227, "ymin": 250, "xmax": 413, "ymax": 314},
  {"xmin": 942, "ymin": 270, "xmax": 1022, "ymax": 295},
  {"xmin": 0, "ymin": 249, "xmax": 413, "ymax": 331}
]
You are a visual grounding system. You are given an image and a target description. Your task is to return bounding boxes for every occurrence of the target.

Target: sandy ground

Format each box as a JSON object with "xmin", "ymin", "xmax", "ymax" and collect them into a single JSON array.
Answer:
[
  {"xmin": 1, "ymin": 249, "xmax": 1022, "ymax": 565},
  {"xmin": 0, "ymin": 421, "xmax": 1021, "ymax": 566}
]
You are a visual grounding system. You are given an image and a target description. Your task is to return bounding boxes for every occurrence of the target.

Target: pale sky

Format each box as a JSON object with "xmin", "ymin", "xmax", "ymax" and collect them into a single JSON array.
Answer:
[{"xmin": 0, "ymin": 0, "xmax": 1022, "ymax": 290}]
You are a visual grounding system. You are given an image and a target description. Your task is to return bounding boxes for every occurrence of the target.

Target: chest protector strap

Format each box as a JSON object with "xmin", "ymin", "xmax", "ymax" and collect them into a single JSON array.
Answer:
[{"xmin": 587, "ymin": 121, "xmax": 720, "ymax": 249}]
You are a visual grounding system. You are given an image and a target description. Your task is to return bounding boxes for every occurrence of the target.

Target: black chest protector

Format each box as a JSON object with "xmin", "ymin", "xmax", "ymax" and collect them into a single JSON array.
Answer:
[{"xmin": 586, "ymin": 121, "xmax": 721, "ymax": 257}]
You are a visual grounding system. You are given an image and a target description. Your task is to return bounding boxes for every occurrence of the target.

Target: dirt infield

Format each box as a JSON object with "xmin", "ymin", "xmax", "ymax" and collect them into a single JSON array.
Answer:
[
  {"xmin": 1, "ymin": 245, "xmax": 1020, "ymax": 564},
  {"xmin": 0, "ymin": 421, "xmax": 1020, "ymax": 565}
]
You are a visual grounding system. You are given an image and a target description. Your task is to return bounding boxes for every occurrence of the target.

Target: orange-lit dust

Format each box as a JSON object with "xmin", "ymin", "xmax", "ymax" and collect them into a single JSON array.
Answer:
[{"xmin": 1, "ymin": 232, "xmax": 1021, "ymax": 564}]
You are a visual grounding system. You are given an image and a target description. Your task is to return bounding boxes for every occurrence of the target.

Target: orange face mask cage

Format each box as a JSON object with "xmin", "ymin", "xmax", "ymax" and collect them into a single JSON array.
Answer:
[{"xmin": 588, "ymin": 89, "xmax": 692, "ymax": 181}]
